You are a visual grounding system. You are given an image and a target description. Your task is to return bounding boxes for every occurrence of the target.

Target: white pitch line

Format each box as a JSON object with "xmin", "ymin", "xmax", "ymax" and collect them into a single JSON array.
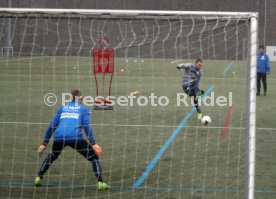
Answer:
[
  {"xmin": 0, "ymin": 121, "xmax": 275, "ymax": 131},
  {"xmin": 0, "ymin": 56, "xmax": 90, "ymax": 63},
  {"xmin": 0, "ymin": 56, "xmax": 56, "ymax": 63},
  {"xmin": 1, "ymin": 73, "xmax": 276, "ymax": 81},
  {"xmin": 170, "ymin": 60, "xmax": 183, "ymax": 64}
]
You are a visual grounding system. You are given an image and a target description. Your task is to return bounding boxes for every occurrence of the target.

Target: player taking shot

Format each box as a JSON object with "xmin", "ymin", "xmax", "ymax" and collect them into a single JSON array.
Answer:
[
  {"xmin": 177, "ymin": 58, "xmax": 205, "ymax": 120},
  {"xmin": 34, "ymin": 89, "xmax": 109, "ymax": 191}
]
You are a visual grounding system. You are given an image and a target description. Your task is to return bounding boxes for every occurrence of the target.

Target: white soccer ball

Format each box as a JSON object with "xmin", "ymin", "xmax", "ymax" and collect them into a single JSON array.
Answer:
[{"xmin": 201, "ymin": 115, "xmax": 211, "ymax": 125}]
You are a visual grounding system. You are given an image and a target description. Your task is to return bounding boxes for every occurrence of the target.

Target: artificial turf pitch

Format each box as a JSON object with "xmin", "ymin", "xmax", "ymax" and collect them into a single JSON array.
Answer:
[{"xmin": 0, "ymin": 57, "xmax": 275, "ymax": 198}]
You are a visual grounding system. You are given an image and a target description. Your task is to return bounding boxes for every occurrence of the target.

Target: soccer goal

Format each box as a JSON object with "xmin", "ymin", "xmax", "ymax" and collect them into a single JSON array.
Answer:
[{"xmin": 0, "ymin": 8, "xmax": 257, "ymax": 199}]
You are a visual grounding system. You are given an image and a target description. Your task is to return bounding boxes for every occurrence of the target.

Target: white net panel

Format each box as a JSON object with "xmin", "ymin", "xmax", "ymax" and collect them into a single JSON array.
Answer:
[{"xmin": 0, "ymin": 10, "xmax": 259, "ymax": 199}]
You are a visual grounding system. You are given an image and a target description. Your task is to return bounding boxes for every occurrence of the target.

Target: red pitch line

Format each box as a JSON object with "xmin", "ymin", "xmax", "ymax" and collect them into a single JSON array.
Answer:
[{"xmin": 220, "ymin": 106, "xmax": 233, "ymax": 138}]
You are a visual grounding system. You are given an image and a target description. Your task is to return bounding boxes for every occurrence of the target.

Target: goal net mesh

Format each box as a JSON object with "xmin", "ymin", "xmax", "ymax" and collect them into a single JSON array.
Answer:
[{"xmin": 0, "ymin": 10, "xmax": 254, "ymax": 199}]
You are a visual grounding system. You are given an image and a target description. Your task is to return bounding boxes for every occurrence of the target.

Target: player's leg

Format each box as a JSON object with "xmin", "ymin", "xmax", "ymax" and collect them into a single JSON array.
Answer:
[
  {"xmin": 34, "ymin": 142, "xmax": 65, "ymax": 186},
  {"xmin": 71, "ymin": 140, "xmax": 109, "ymax": 190},
  {"xmin": 183, "ymin": 86, "xmax": 202, "ymax": 119},
  {"xmin": 262, "ymin": 72, "xmax": 267, "ymax": 95},
  {"xmin": 257, "ymin": 73, "xmax": 261, "ymax": 96},
  {"xmin": 190, "ymin": 88, "xmax": 202, "ymax": 119}
]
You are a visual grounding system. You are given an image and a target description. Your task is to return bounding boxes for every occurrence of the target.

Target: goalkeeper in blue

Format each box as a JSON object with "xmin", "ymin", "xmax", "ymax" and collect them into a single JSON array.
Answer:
[
  {"xmin": 177, "ymin": 58, "xmax": 204, "ymax": 119},
  {"xmin": 34, "ymin": 89, "xmax": 109, "ymax": 191}
]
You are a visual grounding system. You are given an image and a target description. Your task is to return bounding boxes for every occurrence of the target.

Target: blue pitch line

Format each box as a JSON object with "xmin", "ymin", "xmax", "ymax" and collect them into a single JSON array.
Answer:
[
  {"xmin": 1, "ymin": 180, "xmax": 276, "ymax": 194},
  {"xmin": 223, "ymin": 61, "xmax": 235, "ymax": 74},
  {"xmin": 133, "ymin": 85, "xmax": 215, "ymax": 188}
]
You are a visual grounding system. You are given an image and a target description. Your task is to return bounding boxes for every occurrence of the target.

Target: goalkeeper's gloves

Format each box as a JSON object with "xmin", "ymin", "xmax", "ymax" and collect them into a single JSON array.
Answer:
[
  {"xmin": 200, "ymin": 90, "xmax": 205, "ymax": 95},
  {"xmin": 92, "ymin": 143, "xmax": 102, "ymax": 157},
  {"xmin": 37, "ymin": 142, "xmax": 47, "ymax": 156}
]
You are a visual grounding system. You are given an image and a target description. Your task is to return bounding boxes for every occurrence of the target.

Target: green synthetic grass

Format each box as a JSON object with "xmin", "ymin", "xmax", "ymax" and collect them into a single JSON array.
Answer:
[{"xmin": 0, "ymin": 56, "xmax": 275, "ymax": 199}]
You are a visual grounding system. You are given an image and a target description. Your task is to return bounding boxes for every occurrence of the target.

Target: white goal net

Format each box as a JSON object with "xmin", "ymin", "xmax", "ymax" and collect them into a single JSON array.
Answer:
[{"xmin": 0, "ymin": 9, "xmax": 257, "ymax": 199}]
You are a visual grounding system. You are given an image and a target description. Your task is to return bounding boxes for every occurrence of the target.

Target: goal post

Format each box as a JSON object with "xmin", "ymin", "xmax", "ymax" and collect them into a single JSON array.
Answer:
[
  {"xmin": 0, "ymin": 8, "xmax": 258, "ymax": 199},
  {"xmin": 246, "ymin": 15, "xmax": 258, "ymax": 199}
]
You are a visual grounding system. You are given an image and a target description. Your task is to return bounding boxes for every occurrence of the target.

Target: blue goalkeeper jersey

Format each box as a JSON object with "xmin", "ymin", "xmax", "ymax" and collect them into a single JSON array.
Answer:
[{"xmin": 43, "ymin": 102, "xmax": 95, "ymax": 144}]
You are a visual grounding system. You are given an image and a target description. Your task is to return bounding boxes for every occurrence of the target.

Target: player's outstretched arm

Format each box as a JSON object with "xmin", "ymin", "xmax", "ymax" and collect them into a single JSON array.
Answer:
[
  {"xmin": 37, "ymin": 107, "xmax": 61, "ymax": 156},
  {"xmin": 176, "ymin": 63, "xmax": 193, "ymax": 70}
]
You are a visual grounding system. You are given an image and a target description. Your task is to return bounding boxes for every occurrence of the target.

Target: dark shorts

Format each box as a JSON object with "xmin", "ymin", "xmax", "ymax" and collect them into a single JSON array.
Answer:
[
  {"xmin": 51, "ymin": 140, "xmax": 98, "ymax": 160},
  {"xmin": 182, "ymin": 86, "xmax": 200, "ymax": 97}
]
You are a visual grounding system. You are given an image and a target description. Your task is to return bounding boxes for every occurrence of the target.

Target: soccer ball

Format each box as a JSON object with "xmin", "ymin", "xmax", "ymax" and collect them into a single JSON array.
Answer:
[{"xmin": 201, "ymin": 115, "xmax": 211, "ymax": 125}]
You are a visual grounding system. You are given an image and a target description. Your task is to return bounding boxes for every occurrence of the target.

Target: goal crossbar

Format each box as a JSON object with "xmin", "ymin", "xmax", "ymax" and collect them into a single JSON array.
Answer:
[{"xmin": 0, "ymin": 8, "xmax": 257, "ymax": 20}]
